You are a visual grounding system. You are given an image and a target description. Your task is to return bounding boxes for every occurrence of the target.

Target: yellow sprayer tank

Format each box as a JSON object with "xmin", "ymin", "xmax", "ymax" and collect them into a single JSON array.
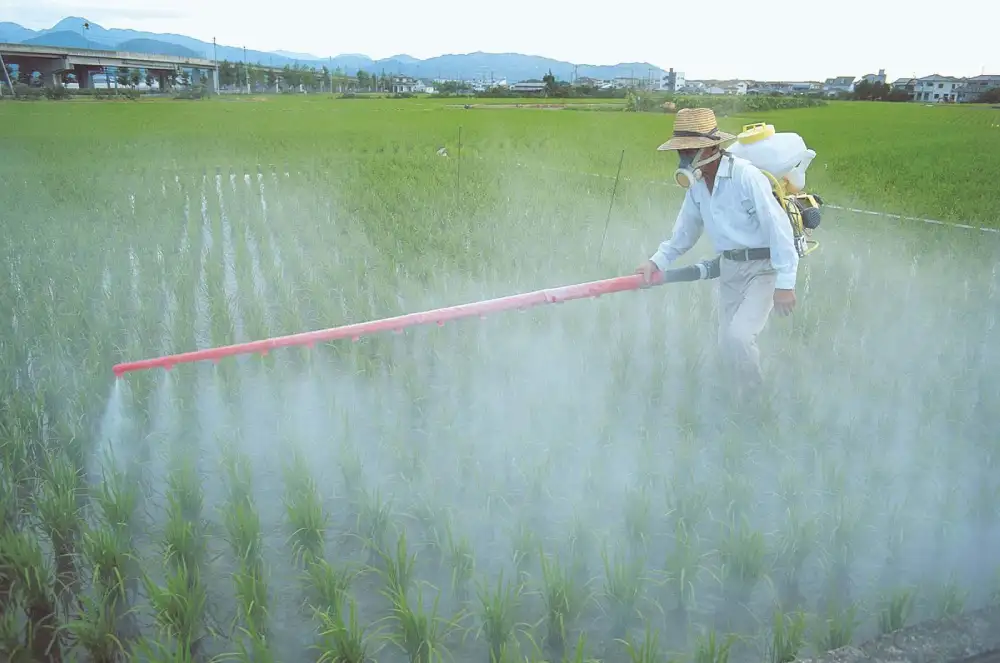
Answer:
[{"xmin": 726, "ymin": 123, "xmax": 816, "ymax": 193}]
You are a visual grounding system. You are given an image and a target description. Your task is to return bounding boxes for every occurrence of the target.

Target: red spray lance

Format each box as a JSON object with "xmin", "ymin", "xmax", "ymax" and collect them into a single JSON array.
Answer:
[{"xmin": 111, "ymin": 257, "xmax": 721, "ymax": 378}]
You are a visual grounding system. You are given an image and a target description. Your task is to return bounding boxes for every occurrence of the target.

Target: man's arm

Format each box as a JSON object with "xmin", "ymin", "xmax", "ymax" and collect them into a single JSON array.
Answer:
[
  {"xmin": 746, "ymin": 169, "xmax": 798, "ymax": 290},
  {"xmin": 649, "ymin": 193, "xmax": 703, "ymax": 271}
]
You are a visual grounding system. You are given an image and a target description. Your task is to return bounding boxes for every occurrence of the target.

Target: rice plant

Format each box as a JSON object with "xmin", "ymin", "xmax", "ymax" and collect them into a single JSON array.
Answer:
[
  {"xmin": 0, "ymin": 528, "xmax": 63, "ymax": 662},
  {"xmin": 617, "ymin": 622, "xmax": 662, "ymax": 663},
  {"xmin": 92, "ymin": 461, "xmax": 139, "ymax": 534},
  {"xmin": 509, "ymin": 519, "xmax": 539, "ymax": 580},
  {"xmin": 772, "ymin": 510, "xmax": 816, "ymax": 612},
  {"xmin": 376, "ymin": 529, "xmax": 418, "ymax": 601},
  {"xmin": 143, "ymin": 560, "xmax": 210, "ymax": 660},
  {"xmin": 659, "ymin": 519, "xmax": 704, "ymax": 643},
  {"xmin": 538, "ymin": 551, "xmax": 590, "ymax": 660},
  {"xmin": 765, "ymin": 609, "xmax": 807, "ymax": 663},
  {"xmin": 35, "ymin": 449, "xmax": 84, "ymax": 602},
  {"xmin": 813, "ymin": 604, "xmax": 858, "ymax": 652},
  {"xmin": 58, "ymin": 589, "xmax": 130, "ymax": 663},
  {"xmin": 356, "ymin": 488, "xmax": 393, "ymax": 565},
  {"xmin": 933, "ymin": 577, "xmax": 967, "ymax": 620},
  {"xmin": 475, "ymin": 570, "xmax": 525, "ymax": 663},
  {"xmin": 80, "ymin": 519, "xmax": 139, "ymax": 644},
  {"xmin": 314, "ymin": 593, "xmax": 378, "ymax": 663},
  {"xmin": 441, "ymin": 519, "xmax": 475, "ymax": 603},
  {"xmin": 282, "ymin": 450, "xmax": 328, "ymax": 566},
  {"xmin": 877, "ymin": 587, "xmax": 915, "ymax": 634},
  {"xmin": 716, "ymin": 518, "xmax": 768, "ymax": 630},
  {"xmin": 381, "ymin": 582, "xmax": 464, "ymax": 663},
  {"xmin": 599, "ymin": 544, "xmax": 648, "ymax": 641},
  {"xmin": 305, "ymin": 556, "xmax": 359, "ymax": 618},
  {"xmin": 693, "ymin": 630, "xmax": 735, "ymax": 663},
  {"xmin": 623, "ymin": 485, "xmax": 652, "ymax": 554}
]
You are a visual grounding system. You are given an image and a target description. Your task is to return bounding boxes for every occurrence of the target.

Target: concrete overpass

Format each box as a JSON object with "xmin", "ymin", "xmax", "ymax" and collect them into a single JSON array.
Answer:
[{"xmin": 0, "ymin": 42, "xmax": 220, "ymax": 91}]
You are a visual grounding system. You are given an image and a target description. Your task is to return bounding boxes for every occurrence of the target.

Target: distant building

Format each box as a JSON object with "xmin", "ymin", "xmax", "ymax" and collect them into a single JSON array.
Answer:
[
  {"xmin": 724, "ymin": 81, "xmax": 748, "ymax": 95},
  {"xmin": 657, "ymin": 67, "xmax": 685, "ymax": 92},
  {"xmin": 861, "ymin": 69, "xmax": 887, "ymax": 85},
  {"xmin": 912, "ymin": 74, "xmax": 964, "ymax": 102},
  {"xmin": 957, "ymin": 74, "xmax": 1000, "ymax": 102},
  {"xmin": 823, "ymin": 76, "xmax": 855, "ymax": 96},
  {"xmin": 891, "ymin": 78, "xmax": 917, "ymax": 100},
  {"xmin": 390, "ymin": 75, "xmax": 419, "ymax": 94},
  {"xmin": 613, "ymin": 76, "xmax": 643, "ymax": 89},
  {"xmin": 509, "ymin": 81, "xmax": 546, "ymax": 93}
]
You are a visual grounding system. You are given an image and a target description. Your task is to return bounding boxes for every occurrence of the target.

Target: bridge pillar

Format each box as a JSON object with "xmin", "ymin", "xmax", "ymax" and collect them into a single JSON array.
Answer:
[
  {"xmin": 209, "ymin": 67, "xmax": 219, "ymax": 93},
  {"xmin": 73, "ymin": 65, "xmax": 92, "ymax": 89},
  {"xmin": 33, "ymin": 57, "xmax": 70, "ymax": 88},
  {"xmin": 158, "ymin": 72, "xmax": 170, "ymax": 92}
]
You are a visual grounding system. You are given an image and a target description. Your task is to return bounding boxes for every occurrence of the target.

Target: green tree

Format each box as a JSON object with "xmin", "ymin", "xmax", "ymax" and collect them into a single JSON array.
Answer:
[
  {"xmin": 853, "ymin": 79, "xmax": 892, "ymax": 101},
  {"xmin": 978, "ymin": 87, "xmax": 1000, "ymax": 103},
  {"xmin": 543, "ymin": 69, "xmax": 557, "ymax": 96},
  {"xmin": 219, "ymin": 59, "xmax": 237, "ymax": 87}
]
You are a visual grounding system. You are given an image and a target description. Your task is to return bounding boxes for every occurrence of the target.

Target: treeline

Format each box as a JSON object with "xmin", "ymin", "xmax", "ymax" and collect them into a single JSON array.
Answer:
[
  {"xmin": 216, "ymin": 59, "xmax": 395, "ymax": 92},
  {"xmin": 851, "ymin": 80, "xmax": 912, "ymax": 102},
  {"xmin": 615, "ymin": 91, "xmax": 826, "ymax": 114}
]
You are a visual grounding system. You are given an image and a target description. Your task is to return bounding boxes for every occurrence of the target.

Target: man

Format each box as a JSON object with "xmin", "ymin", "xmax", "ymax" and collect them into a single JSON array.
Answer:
[{"xmin": 636, "ymin": 107, "xmax": 799, "ymax": 389}]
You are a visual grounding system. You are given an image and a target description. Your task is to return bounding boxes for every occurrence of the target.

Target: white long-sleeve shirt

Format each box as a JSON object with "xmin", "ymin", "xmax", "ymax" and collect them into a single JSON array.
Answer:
[{"xmin": 649, "ymin": 153, "xmax": 800, "ymax": 290}]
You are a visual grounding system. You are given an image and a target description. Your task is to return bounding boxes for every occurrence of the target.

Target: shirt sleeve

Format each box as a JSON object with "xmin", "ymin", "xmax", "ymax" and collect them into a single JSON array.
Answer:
[
  {"xmin": 649, "ymin": 192, "xmax": 703, "ymax": 271},
  {"xmin": 746, "ymin": 168, "xmax": 799, "ymax": 290}
]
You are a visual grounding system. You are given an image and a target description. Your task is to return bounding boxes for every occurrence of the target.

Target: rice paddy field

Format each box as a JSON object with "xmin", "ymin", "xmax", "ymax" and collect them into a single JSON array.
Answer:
[{"xmin": 1, "ymin": 95, "xmax": 999, "ymax": 663}]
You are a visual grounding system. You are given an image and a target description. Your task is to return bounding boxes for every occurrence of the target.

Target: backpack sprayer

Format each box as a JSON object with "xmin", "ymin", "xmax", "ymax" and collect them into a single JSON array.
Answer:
[
  {"xmin": 112, "ymin": 123, "xmax": 821, "ymax": 378},
  {"xmin": 727, "ymin": 122, "xmax": 823, "ymax": 257}
]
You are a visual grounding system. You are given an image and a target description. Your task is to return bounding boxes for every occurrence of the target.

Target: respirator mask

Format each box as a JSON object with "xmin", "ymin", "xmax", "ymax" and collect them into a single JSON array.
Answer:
[{"xmin": 674, "ymin": 148, "xmax": 722, "ymax": 188}]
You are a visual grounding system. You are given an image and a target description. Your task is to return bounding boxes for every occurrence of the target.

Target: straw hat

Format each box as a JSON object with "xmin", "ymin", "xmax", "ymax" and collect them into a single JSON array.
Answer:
[{"xmin": 657, "ymin": 107, "xmax": 736, "ymax": 151}]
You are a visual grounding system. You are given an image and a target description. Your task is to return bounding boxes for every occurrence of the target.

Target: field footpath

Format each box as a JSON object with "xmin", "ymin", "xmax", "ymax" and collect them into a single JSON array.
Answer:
[{"xmin": 799, "ymin": 605, "xmax": 1000, "ymax": 663}]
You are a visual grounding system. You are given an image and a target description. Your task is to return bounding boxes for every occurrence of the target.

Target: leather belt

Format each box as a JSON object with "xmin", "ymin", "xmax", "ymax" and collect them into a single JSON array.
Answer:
[{"xmin": 722, "ymin": 247, "xmax": 770, "ymax": 261}]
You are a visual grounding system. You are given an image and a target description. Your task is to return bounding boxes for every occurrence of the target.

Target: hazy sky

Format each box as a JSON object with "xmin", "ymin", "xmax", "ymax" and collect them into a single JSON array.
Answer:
[{"xmin": 5, "ymin": 0, "xmax": 998, "ymax": 81}]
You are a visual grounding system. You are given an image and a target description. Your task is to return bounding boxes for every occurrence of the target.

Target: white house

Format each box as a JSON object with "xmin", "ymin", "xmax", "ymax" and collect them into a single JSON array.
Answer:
[
  {"xmin": 509, "ymin": 81, "xmax": 546, "ymax": 93},
  {"xmin": 726, "ymin": 81, "xmax": 748, "ymax": 95},
  {"xmin": 861, "ymin": 69, "xmax": 887, "ymax": 85},
  {"xmin": 657, "ymin": 67, "xmax": 685, "ymax": 92},
  {"xmin": 390, "ymin": 76, "xmax": 419, "ymax": 94},
  {"xmin": 823, "ymin": 76, "xmax": 855, "ymax": 96},
  {"xmin": 912, "ymin": 74, "xmax": 964, "ymax": 102}
]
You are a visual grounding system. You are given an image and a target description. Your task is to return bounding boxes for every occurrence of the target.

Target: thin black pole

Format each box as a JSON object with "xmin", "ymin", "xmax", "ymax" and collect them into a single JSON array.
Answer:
[{"xmin": 598, "ymin": 149, "xmax": 626, "ymax": 260}]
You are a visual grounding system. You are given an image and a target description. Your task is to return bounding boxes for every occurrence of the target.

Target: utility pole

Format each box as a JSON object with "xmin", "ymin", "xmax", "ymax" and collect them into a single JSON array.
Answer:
[
  {"xmin": 244, "ymin": 45, "xmax": 249, "ymax": 93},
  {"xmin": 0, "ymin": 52, "xmax": 13, "ymax": 96},
  {"xmin": 213, "ymin": 37, "xmax": 218, "ymax": 95}
]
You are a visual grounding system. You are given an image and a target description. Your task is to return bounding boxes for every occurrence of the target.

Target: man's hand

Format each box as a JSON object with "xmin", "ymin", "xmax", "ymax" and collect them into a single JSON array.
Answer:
[
  {"xmin": 774, "ymin": 288, "xmax": 796, "ymax": 316},
  {"xmin": 635, "ymin": 260, "xmax": 660, "ymax": 288}
]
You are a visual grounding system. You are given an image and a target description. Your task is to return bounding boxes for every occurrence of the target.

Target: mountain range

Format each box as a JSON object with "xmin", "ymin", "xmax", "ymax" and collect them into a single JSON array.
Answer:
[{"xmin": 0, "ymin": 17, "xmax": 667, "ymax": 83}]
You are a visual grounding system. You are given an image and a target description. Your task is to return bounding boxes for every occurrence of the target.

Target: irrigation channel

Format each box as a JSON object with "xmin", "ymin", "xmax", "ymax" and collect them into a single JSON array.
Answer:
[{"xmin": 5, "ymin": 160, "xmax": 999, "ymax": 662}]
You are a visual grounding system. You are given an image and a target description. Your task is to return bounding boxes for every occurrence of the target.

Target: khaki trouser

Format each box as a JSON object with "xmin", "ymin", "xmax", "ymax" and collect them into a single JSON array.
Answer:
[{"xmin": 716, "ymin": 256, "xmax": 777, "ymax": 387}]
